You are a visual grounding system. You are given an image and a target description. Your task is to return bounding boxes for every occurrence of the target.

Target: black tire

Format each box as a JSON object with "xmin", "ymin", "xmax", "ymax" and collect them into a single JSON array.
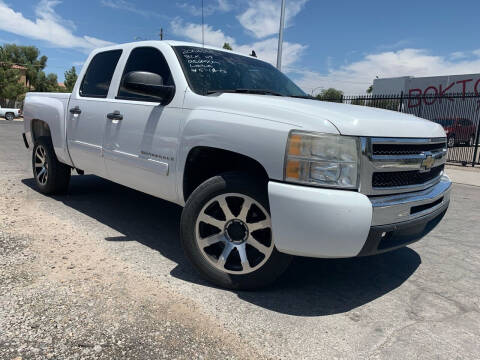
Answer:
[
  {"xmin": 180, "ymin": 172, "xmax": 292, "ymax": 290},
  {"xmin": 447, "ymin": 135, "xmax": 455, "ymax": 148},
  {"xmin": 5, "ymin": 112, "xmax": 14, "ymax": 121},
  {"xmin": 32, "ymin": 136, "xmax": 71, "ymax": 194}
]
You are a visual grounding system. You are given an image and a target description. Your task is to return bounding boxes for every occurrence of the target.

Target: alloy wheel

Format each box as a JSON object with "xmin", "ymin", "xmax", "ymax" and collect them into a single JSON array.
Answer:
[
  {"xmin": 195, "ymin": 193, "xmax": 274, "ymax": 275},
  {"xmin": 34, "ymin": 145, "xmax": 48, "ymax": 185}
]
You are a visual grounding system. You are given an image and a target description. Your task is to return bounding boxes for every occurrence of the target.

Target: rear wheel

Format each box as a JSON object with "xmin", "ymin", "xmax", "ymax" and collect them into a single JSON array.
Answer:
[
  {"xmin": 5, "ymin": 112, "xmax": 14, "ymax": 121},
  {"xmin": 32, "ymin": 137, "xmax": 71, "ymax": 194},
  {"xmin": 180, "ymin": 172, "xmax": 291, "ymax": 290}
]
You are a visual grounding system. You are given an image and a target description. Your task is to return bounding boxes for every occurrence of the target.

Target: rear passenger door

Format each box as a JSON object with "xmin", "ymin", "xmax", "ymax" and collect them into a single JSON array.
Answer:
[
  {"xmin": 102, "ymin": 46, "xmax": 182, "ymax": 202},
  {"xmin": 67, "ymin": 49, "xmax": 122, "ymax": 176}
]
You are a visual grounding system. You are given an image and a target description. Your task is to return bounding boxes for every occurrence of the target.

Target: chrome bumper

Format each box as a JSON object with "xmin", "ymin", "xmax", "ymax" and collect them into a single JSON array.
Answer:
[{"xmin": 370, "ymin": 175, "xmax": 451, "ymax": 226}]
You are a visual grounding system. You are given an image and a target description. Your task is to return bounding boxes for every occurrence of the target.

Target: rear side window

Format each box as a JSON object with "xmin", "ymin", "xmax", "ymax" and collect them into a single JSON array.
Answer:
[
  {"xmin": 117, "ymin": 47, "xmax": 174, "ymax": 101},
  {"xmin": 80, "ymin": 50, "xmax": 122, "ymax": 98}
]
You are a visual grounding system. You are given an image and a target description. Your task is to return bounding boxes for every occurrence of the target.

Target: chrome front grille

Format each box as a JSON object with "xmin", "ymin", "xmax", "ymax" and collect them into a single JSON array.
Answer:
[
  {"xmin": 372, "ymin": 164, "xmax": 444, "ymax": 188},
  {"xmin": 372, "ymin": 142, "xmax": 446, "ymax": 156},
  {"xmin": 359, "ymin": 137, "xmax": 447, "ymax": 195}
]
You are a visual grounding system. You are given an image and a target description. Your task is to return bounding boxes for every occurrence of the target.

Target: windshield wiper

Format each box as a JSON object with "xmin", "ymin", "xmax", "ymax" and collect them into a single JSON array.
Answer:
[
  {"xmin": 206, "ymin": 89, "xmax": 313, "ymax": 99},
  {"xmin": 206, "ymin": 88, "xmax": 284, "ymax": 96},
  {"xmin": 287, "ymin": 94, "xmax": 315, "ymax": 100}
]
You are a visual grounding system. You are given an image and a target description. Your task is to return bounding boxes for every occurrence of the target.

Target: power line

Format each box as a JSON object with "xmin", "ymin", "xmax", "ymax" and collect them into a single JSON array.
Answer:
[
  {"xmin": 276, "ymin": 0, "xmax": 286, "ymax": 70},
  {"xmin": 201, "ymin": 0, "xmax": 205, "ymax": 47}
]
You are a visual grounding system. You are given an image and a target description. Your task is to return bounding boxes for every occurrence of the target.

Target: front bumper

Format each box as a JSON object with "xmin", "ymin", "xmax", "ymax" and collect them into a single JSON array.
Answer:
[
  {"xmin": 268, "ymin": 175, "xmax": 451, "ymax": 258},
  {"xmin": 358, "ymin": 205, "xmax": 447, "ymax": 256}
]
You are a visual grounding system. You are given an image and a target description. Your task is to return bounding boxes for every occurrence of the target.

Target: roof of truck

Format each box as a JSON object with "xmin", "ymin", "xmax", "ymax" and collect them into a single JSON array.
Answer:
[{"xmin": 94, "ymin": 40, "xmax": 259, "ymax": 60}]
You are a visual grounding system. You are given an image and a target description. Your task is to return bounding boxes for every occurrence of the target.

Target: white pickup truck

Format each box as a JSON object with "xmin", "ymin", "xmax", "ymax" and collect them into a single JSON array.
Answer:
[
  {"xmin": 23, "ymin": 41, "xmax": 451, "ymax": 289},
  {"xmin": 0, "ymin": 105, "xmax": 21, "ymax": 121}
]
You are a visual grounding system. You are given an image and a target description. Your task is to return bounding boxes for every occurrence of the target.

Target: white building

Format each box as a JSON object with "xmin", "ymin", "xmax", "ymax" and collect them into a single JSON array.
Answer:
[{"xmin": 373, "ymin": 73, "xmax": 480, "ymax": 96}]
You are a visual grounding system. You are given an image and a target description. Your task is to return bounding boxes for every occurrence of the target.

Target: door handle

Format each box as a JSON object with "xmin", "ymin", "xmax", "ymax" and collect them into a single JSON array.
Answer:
[
  {"xmin": 107, "ymin": 111, "xmax": 123, "ymax": 121},
  {"xmin": 69, "ymin": 106, "xmax": 81, "ymax": 115}
]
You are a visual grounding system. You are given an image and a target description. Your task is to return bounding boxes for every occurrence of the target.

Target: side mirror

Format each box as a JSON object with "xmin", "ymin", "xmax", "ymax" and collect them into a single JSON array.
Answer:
[{"xmin": 122, "ymin": 71, "xmax": 175, "ymax": 104}]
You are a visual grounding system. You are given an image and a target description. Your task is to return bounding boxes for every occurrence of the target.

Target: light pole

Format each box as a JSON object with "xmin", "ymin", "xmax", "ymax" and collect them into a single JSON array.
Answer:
[{"xmin": 276, "ymin": 0, "xmax": 286, "ymax": 70}]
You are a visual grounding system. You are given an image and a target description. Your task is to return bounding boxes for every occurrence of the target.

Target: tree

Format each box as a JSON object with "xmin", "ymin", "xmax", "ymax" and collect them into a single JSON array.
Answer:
[
  {"xmin": 0, "ymin": 44, "xmax": 63, "ymax": 100},
  {"xmin": 366, "ymin": 85, "xmax": 373, "ymax": 94},
  {"xmin": 315, "ymin": 88, "xmax": 344, "ymax": 103},
  {"xmin": 0, "ymin": 46, "xmax": 27, "ymax": 106},
  {"xmin": 222, "ymin": 42, "xmax": 233, "ymax": 50},
  {"xmin": 0, "ymin": 44, "xmax": 47, "ymax": 90},
  {"xmin": 64, "ymin": 66, "xmax": 78, "ymax": 92},
  {"xmin": 34, "ymin": 72, "xmax": 62, "ymax": 92},
  {"xmin": 0, "ymin": 65, "xmax": 26, "ymax": 107}
]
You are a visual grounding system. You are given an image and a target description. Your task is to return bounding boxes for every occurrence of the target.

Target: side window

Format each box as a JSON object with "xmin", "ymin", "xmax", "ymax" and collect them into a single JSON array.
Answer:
[
  {"xmin": 79, "ymin": 50, "xmax": 122, "ymax": 98},
  {"xmin": 117, "ymin": 47, "xmax": 174, "ymax": 101}
]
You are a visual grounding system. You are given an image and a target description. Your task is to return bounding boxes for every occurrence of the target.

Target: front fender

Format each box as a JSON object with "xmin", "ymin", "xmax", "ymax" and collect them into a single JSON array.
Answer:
[{"xmin": 176, "ymin": 109, "xmax": 294, "ymax": 203}]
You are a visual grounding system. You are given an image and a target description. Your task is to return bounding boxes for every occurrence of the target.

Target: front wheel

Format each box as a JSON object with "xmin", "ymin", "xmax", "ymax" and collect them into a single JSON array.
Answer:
[
  {"xmin": 5, "ymin": 112, "xmax": 14, "ymax": 121},
  {"xmin": 32, "ymin": 137, "xmax": 71, "ymax": 194},
  {"xmin": 180, "ymin": 172, "xmax": 291, "ymax": 290}
]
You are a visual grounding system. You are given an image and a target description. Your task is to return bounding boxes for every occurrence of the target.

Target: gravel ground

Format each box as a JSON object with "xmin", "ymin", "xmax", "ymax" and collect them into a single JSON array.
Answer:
[
  {"xmin": 1, "ymin": 120, "xmax": 480, "ymax": 359},
  {"xmin": 0, "ymin": 121, "xmax": 262, "ymax": 360}
]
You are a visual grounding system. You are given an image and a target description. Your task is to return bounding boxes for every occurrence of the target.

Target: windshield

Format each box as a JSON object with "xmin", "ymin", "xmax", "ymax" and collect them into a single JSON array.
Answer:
[{"xmin": 174, "ymin": 46, "xmax": 307, "ymax": 97}]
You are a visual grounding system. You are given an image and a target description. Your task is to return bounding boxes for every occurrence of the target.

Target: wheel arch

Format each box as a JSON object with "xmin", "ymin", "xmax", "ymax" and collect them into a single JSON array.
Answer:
[
  {"xmin": 31, "ymin": 119, "xmax": 52, "ymax": 143},
  {"xmin": 182, "ymin": 146, "xmax": 270, "ymax": 202}
]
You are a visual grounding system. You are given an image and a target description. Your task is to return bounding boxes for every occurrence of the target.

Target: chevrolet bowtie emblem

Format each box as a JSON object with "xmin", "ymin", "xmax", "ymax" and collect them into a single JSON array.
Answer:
[{"xmin": 421, "ymin": 155, "xmax": 435, "ymax": 170}]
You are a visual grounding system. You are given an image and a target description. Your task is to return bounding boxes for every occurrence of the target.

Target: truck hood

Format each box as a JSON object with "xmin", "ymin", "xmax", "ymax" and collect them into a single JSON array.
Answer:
[{"xmin": 195, "ymin": 93, "xmax": 446, "ymax": 138}]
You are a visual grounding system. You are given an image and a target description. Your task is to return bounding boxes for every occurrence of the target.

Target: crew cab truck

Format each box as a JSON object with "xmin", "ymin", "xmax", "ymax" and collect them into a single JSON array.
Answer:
[
  {"xmin": 0, "ymin": 105, "xmax": 21, "ymax": 121},
  {"xmin": 22, "ymin": 41, "xmax": 451, "ymax": 289}
]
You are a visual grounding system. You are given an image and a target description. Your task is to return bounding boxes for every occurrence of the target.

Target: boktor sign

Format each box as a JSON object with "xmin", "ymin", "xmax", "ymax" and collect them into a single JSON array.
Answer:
[
  {"xmin": 373, "ymin": 73, "xmax": 480, "ymax": 110},
  {"xmin": 373, "ymin": 74, "xmax": 480, "ymax": 96}
]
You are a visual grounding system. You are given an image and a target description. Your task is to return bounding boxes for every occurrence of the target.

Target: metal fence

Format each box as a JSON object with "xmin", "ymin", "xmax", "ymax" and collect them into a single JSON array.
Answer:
[{"xmin": 321, "ymin": 92, "xmax": 480, "ymax": 166}]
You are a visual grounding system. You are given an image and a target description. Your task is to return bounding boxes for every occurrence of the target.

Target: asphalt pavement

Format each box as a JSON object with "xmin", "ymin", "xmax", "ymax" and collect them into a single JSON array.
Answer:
[{"xmin": 1, "ymin": 120, "xmax": 479, "ymax": 359}]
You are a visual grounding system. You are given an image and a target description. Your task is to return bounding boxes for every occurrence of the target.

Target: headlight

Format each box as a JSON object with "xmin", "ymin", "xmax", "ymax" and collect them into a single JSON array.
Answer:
[{"xmin": 284, "ymin": 131, "xmax": 359, "ymax": 189}]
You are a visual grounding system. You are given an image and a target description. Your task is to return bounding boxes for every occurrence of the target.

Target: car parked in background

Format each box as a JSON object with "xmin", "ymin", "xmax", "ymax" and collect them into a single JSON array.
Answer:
[
  {"xmin": 435, "ymin": 118, "xmax": 477, "ymax": 147},
  {"xmin": 0, "ymin": 106, "xmax": 21, "ymax": 121}
]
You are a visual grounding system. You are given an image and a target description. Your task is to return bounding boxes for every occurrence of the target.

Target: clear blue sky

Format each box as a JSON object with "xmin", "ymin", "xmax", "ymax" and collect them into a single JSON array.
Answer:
[{"xmin": 1, "ymin": 0, "xmax": 480, "ymax": 93}]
